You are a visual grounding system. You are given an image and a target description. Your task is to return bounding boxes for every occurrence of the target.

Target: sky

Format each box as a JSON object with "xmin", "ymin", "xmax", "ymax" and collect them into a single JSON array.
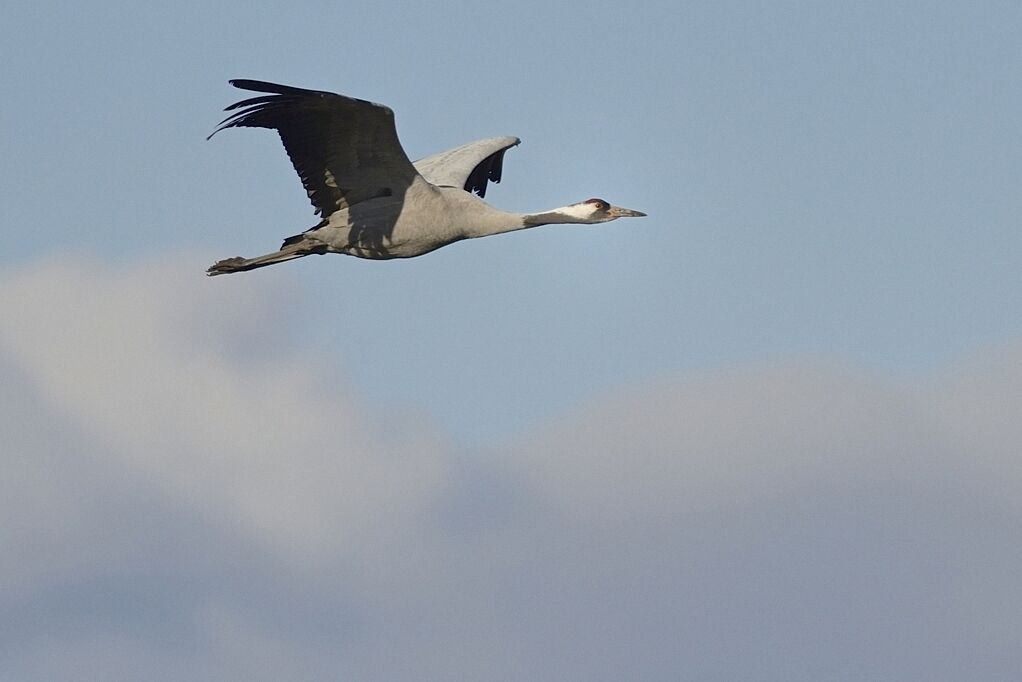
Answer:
[{"xmin": 1, "ymin": 1, "xmax": 1020, "ymax": 679}]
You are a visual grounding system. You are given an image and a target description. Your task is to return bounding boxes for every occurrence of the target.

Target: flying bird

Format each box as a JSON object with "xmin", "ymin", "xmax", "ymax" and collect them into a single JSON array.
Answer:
[{"xmin": 206, "ymin": 79, "xmax": 646, "ymax": 275}]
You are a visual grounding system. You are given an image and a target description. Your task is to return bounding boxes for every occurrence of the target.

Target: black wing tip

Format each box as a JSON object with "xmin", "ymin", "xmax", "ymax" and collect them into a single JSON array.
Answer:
[
  {"xmin": 229, "ymin": 78, "xmax": 286, "ymax": 92},
  {"xmin": 228, "ymin": 79, "xmax": 339, "ymax": 101},
  {"xmin": 463, "ymin": 140, "xmax": 520, "ymax": 197},
  {"xmin": 208, "ymin": 81, "xmax": 304, "ymax": 139}
]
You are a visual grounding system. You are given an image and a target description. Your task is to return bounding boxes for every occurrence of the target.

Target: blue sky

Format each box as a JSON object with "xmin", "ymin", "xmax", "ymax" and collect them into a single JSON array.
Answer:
[
  {"xmin": 4, "ymin": 1, "xmax": 1020, "ymax": 444},
  {"xmin": 2, "ymin": 1, "xmax": 1021, "ymax": 679}
]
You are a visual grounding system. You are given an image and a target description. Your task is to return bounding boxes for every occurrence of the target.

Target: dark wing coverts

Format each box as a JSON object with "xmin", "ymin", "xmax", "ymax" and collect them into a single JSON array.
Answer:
[{"xmin": 210, "ymin": 79, "xmax": 419, "ymax": 217}]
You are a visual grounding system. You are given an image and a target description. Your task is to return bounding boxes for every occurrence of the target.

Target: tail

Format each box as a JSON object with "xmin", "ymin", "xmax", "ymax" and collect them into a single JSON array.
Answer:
[{"xmin": 206, "ymin": 238, "xmax": 322, "ymax": 276}]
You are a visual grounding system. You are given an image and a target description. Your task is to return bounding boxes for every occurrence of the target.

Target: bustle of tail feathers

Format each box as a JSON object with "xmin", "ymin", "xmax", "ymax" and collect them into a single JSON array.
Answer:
[
  {"xmin": 280, "ymin": 220, "xmax": 325, "ymax": 249},
  {"xmin": 280, "ymin": 233, "xmax": 306, "ymax": 248}
]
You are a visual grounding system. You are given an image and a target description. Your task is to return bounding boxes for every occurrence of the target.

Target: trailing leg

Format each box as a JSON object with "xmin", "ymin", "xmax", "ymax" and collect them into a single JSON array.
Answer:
[{"xmin": 206, "ymin": 239, "xmax": 325, "ymax": 276}]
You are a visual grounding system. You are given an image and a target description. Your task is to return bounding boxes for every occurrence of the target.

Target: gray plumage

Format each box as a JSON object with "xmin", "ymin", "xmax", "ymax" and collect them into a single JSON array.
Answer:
[
  {"xmin": 207, "ymin": 79, "xmax": 645, "ymax": 276},
  {"xmin": 413, "ymin": 136, "xmax": 519, "ymax": 198}
]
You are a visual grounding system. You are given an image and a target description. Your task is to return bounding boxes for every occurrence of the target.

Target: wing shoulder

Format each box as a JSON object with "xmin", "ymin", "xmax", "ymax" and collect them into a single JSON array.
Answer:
[{"xmin": 413, "ymin": 136, "xmax": 520, "ymax": 198}]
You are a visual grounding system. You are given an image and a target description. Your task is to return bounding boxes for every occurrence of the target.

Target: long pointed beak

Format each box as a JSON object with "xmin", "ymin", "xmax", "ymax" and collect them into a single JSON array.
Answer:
[{"xmin": 608, "ymin": 205, "xmax": 647, "ymax": 218}]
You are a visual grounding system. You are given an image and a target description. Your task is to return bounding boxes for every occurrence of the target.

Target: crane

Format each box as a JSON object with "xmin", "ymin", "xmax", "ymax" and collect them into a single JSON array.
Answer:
[{"xmin": 206, "ymin": 79, "xmax": 646, "ymax": 275}]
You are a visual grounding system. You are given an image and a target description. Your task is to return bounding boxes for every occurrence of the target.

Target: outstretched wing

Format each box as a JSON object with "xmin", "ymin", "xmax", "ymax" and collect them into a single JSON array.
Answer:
[
  {"xmin": 210, "ymin": 79, "xmax": 420, "ymax": 217},
  {"xmin": 413, "ymin": 136, "xmax": 520, "ymax": 198}
]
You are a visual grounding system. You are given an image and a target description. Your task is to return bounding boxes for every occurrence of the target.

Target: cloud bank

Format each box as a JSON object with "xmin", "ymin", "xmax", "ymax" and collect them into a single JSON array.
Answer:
[{"xmin": 1, "ymin": 258, "xmax": 1020, "ymax": 680}]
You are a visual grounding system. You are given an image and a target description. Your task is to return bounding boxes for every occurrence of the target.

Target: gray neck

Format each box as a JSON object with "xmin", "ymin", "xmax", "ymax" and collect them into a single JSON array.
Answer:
[{"xmin": 462, "ymin": 208, "xmax": 580, "ymax": 239}]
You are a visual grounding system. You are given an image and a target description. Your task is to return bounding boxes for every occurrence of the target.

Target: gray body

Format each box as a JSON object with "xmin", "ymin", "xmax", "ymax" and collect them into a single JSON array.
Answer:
[
  {"xmin": 304, "ymin": 179, "xmax": 525, "ymax": 259},
  {"xmin": 207, "ymin": 80, "xmax": 644, "ymax": 275}
]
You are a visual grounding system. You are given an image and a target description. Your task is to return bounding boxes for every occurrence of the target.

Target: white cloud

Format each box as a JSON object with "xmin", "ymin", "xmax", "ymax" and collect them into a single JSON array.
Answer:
[
  {"xmin": 0, "ymin": 258, "xmax": 448, "ymax": 568},
  {"xmin": 1, "ymin": 257, "xmax": 1020, "ymax": 680},
  {"xmin": 515, "ymin": 354, "xmax": 1022, "ymax": 522}
]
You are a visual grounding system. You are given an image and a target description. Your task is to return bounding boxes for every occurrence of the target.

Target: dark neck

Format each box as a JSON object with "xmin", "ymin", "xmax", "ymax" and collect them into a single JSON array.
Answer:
[{"xmin": 523, "ymin": 211, "xmax": 579, "ymax": 227}]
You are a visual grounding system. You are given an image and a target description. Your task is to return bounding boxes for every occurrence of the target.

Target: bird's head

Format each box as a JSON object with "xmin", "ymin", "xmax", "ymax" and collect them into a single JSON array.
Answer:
[
  {"xmin": 565, "ymin": 198, "xmax": 647, "ymax": 223},
  {"xmin": 522, "ymin": 197, "xmax": 647, "ymax": 227}
]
